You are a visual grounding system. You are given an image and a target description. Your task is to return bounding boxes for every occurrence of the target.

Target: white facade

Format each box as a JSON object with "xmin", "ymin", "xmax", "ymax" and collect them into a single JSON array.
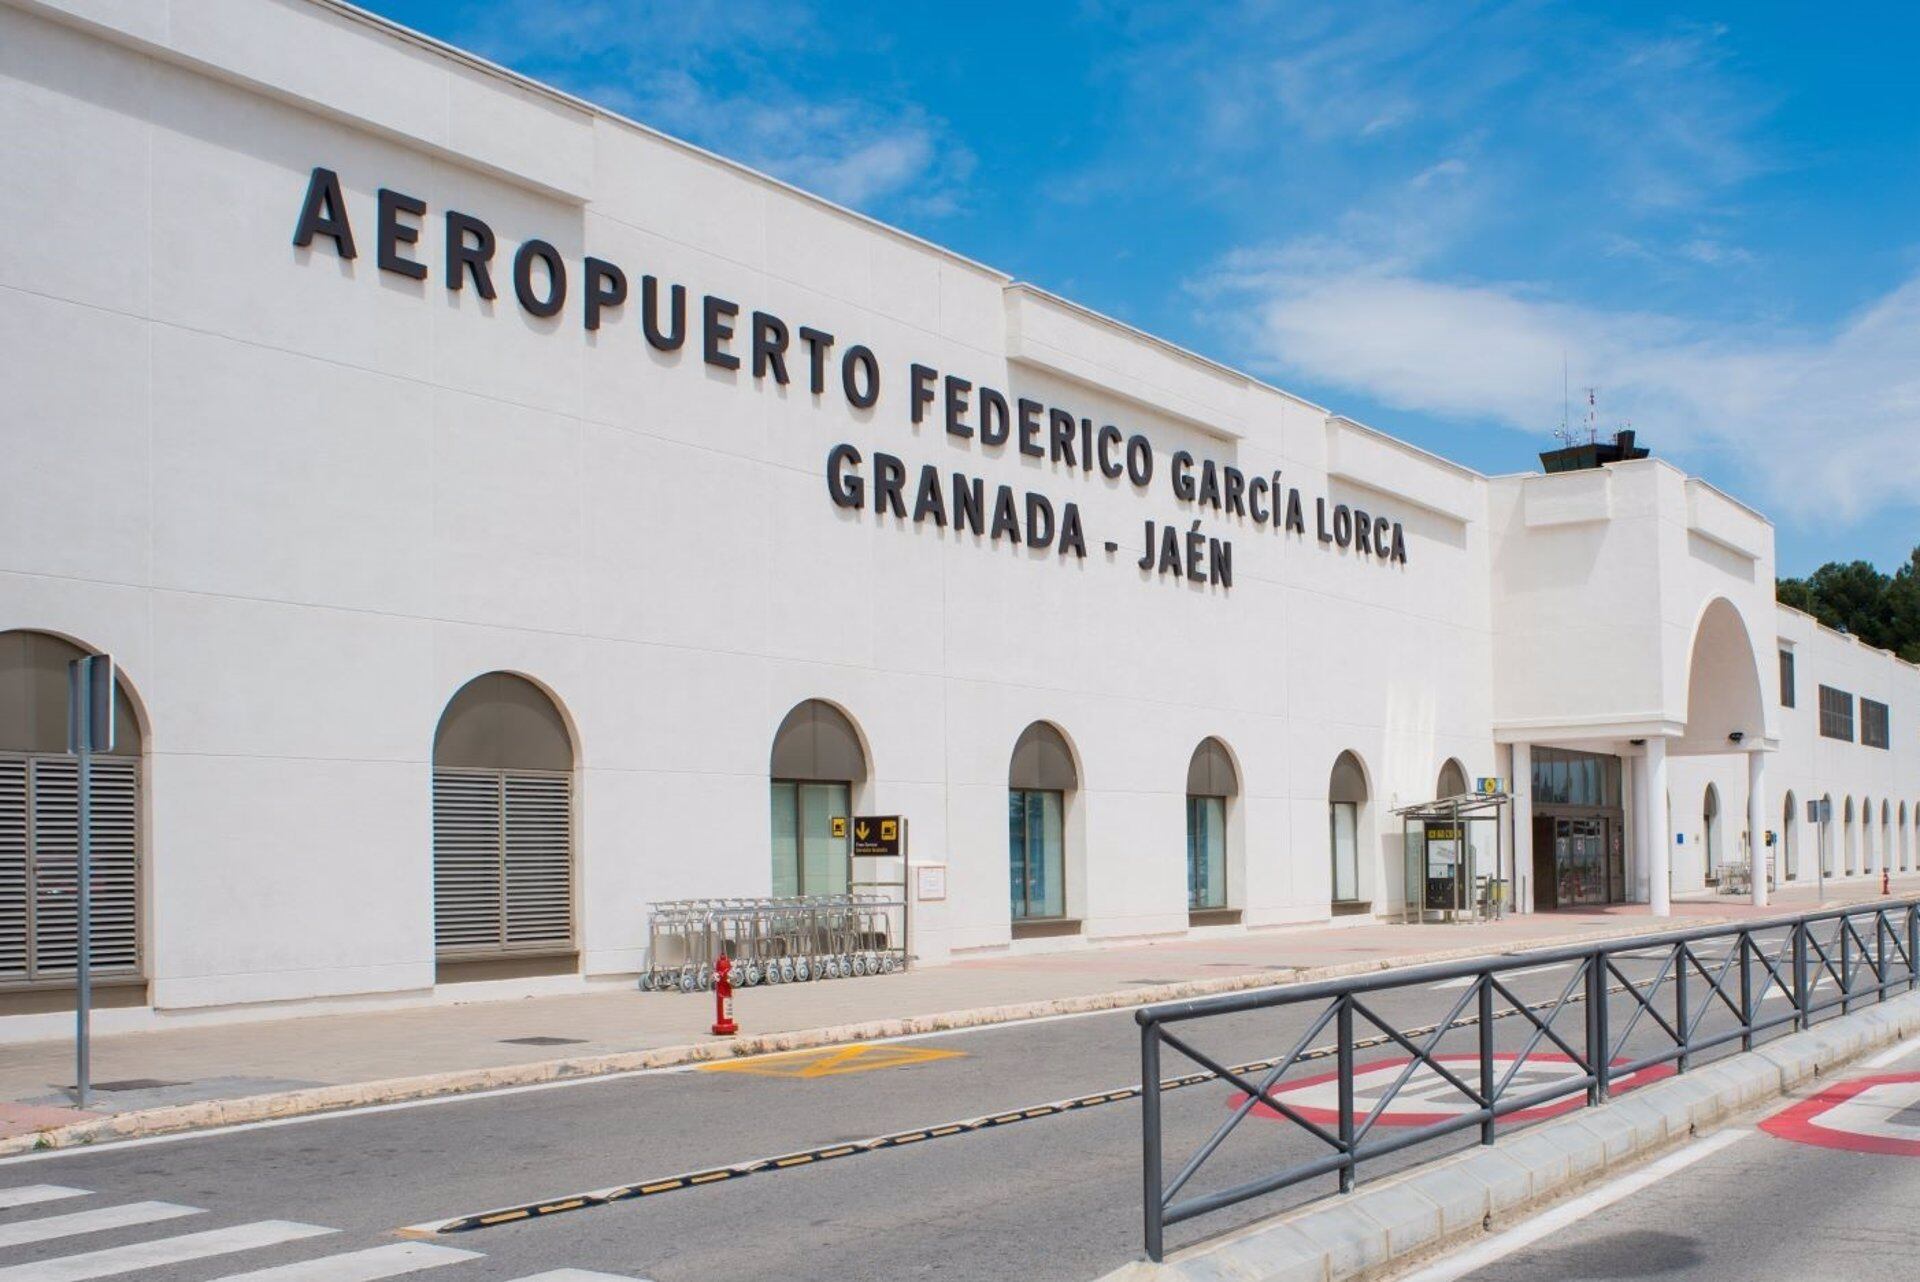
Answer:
[{"xmin": 1, "ymin": 0, "xmax": 1914, "ymax": 1034}]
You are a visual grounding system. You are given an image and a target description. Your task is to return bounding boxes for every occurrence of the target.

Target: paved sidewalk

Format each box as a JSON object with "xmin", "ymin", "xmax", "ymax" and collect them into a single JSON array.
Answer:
[{"xmin": 0, "ymin": 876, "xmax": 1909, "ymax": 1147}]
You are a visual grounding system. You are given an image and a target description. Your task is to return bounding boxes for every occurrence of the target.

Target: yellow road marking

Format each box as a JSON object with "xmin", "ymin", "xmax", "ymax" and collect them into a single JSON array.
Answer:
[{"xmin": 700, "ymin": 1042, "xmax": 965, "ymax": 1079}]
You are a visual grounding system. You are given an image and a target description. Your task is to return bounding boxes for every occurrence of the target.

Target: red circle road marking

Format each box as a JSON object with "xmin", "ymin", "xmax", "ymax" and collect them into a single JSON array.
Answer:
[
  {"xmin": 1234, "ymin": 1053, "xmax": 1676, "ymax": 1127},
  {"xmin": 1761, "ymin": 1073, "xmax": 1920, "ymax": 1155}
]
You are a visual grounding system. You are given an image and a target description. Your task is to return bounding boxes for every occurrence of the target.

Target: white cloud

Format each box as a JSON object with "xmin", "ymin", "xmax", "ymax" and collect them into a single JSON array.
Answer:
[
  {"xmin": 453, "ymin": 1, "xmax": 970, "ymax": 216},
  {"xmin": 1203, "ymin": 251, "xmax": 1920, "ymax": 523}
]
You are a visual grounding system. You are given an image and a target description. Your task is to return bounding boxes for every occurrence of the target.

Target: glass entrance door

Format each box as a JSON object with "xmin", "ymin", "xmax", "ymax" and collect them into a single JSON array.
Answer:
[
  {"xmin": 1552, "ymin": 816, "xmax": 1617, "ymax": 907},
  {"xmin": 770, "ymin": 780, "xmax": 851, "ymax": 896}
]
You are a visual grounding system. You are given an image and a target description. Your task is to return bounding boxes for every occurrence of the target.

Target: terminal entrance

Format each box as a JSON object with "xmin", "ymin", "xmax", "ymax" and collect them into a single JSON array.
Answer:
[{"xmin": 1528, "ymin": 747, "xmax": 1628, "ymax": 910}]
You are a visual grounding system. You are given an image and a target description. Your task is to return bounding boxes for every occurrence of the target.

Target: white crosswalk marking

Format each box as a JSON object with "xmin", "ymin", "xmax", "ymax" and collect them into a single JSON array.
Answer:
[
  {"xmin": 0, "ymin": 1189, "xmax": 87, "ymax": 1212},
  {"xmin": 199, "ymin": 1243, "xmax": 481, "ymax": 1282},
  {"xmin": 0, "ymin": 1221, "xmax": 335, "ymax": 1282},
  {"xmin": 0, "ymin": 1204, "xmax": 200, "ymax": 1250},
  {"xmin": 505, "ymin": 1272, "xmax": 653, "ymax": 1282}
]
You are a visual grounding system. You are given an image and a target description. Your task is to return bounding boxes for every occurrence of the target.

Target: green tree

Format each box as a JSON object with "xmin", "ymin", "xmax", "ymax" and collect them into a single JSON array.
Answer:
[{"xmin": 1777, "ymin": 550, "xmax": 1920, "ymax": 658}]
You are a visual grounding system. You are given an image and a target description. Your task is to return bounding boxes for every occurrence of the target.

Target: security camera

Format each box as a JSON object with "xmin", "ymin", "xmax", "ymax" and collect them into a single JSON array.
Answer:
[{"xmin": 1728, "ymin": 731, "xmax": 1746, "ymax": 744}]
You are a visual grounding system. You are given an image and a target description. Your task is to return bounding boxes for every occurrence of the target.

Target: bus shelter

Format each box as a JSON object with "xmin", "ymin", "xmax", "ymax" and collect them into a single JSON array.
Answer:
[{"xmin": 1395, "ymin": 791, "xmax": 1510, "ymax": 923}]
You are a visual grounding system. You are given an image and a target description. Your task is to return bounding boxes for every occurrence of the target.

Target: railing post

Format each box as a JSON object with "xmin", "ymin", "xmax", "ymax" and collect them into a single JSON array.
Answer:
[
  {"xmin": 1909, "ymin": 904, "xmax": 1918, "ymax": 993},
  {"xmin": 1337, "ymin": 994, "xmax": 1356, "ymax": 1194},
  {"xmin": 1739, "ymin": 929, "xmax": 1754, "ymax": 1052},
  {"xmin": 1479, "ymin": 974, "xmax": 1496, "ymax": 1145},
  {"xmin": 1675, "ymin": 943, "xmax": 1691, "ymax": 1073},
  {"xmin": 1141, "ymin": 1021, "xmax": 1164, "ymax": 1263},
  {"xmin": 1589, "ymin": 951, "xmax": 1605, "ymax": 1105},
  {"xmin": 1876, "ymin": 912, "xmax": 1890, "ymax": 1003},
  {"xmin": 1841, "ymin": 920, "xmax": 1853, "ymax": 1015},
  {"xmin": 1793, "ymin": 920, "xmax": 1810, "ymax": 1031}
]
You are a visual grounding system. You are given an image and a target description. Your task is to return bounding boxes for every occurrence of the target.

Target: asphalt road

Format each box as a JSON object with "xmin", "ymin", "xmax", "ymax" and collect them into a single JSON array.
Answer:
[
  {"xmin": 0, "ymin": 924, "xmax": 1888, "ymax": 1282},
  {"xmin": 1427, "ymin": 1034, "xmax": 1920, "ymax": 1281}
]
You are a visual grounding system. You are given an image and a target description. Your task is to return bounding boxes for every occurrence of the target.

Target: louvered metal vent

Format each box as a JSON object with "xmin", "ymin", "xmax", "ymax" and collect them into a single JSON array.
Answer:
[
  {"xmin": 433, "ymin": 768, "xmax": 572, "ymax": 955},
  {"xmin": 0, "ymin": 753, "xmax": 141, "ymax": 984}
]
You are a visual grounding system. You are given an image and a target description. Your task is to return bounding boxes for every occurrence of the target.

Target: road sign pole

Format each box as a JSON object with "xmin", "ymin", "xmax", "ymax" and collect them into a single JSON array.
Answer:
[{"xmin": 67, "ymin": 655, "xmax": 113, "ymax": 1112}]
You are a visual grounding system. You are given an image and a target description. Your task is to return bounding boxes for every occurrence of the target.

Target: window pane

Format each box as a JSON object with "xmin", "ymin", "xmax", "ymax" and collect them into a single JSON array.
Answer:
[
  {"xmin": 799, "ymin": 782, "xmax": 849, "ymax": 895},
  {"xmin": 1188, "ymin": 795, "xmax": 1226, "ymax": 909},
  {"xmin": 770, "ymin": 782, "xmax": 799, "ymax": 897},
  {"xmin": 1032, "ymin": 791, "xmax": 1065, "ymax": 918},
  {"xmin": 1331, "ymin": 801, "xmax": 1359, "ymax": 901},
  {"xmin": 1008, "ymin": 789, "xmax": 1028, "ymax": 917}
]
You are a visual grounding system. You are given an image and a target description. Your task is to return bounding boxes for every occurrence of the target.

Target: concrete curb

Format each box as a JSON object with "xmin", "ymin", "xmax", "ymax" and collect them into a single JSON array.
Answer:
[
  {"xmin": 1103, "ymin": 988, "xmax": 1920, "ymax": 1282},
  {"xmin": 0, "ymin": 916, "xmax": 1712, "ymax": 1158}
]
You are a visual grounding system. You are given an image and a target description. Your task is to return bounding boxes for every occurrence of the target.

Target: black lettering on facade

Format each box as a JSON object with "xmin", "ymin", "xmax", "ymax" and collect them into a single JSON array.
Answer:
[
  {"xmin": 1248, "ymin": 475, "xmax": 1269, "ymax": 525},
  {"xmin": 1017, "ymin": 398, "xmax": 1044, "ymax": 458},
  {"xmin": 1048, "ymin": 409, "xmax": 1077, "ymax": 466},
  {"xmin": 913, "ymin": 465, "xmax": 947, "ymax": 527},
  {"xmin": 979, "ymin": 388, "xmax": 1010, "ymax": 447},
  {"xmin": 513, "ymin": 240, "xmax": 567, "ymax": 318},
  {"xmin": 1059, "ymin": 503, "xmax": 1086, "ymax": 558},
  {"xmin": 445, "ymin": 212, "xmax": 496, "ymax": 298},
  {"xmin": 583, "ymin": 257, "xmax": 627, "ymax": 331},
  {"xmin": 1333, "ymin": 503, "xmax": 1353, "ymax": 548},
  {"xmin": 797, "ymin": 326, "xmax": 834, "ymax": 394},
  {"xmin": 954, "ymin": 473, "xmax": 986, "ymax": 534},
  {"xmin": 991, "ymin": 485, "xmax": 1021, "ymax": 542},
  {"xmin": 910, "ymin": 364, "xmax": 938, "ymax": 425},
  {"xmin": 1025, "ymin": 493, "xmax": 1055, "ymax": 549},
  {"xmin": 702, "ymin": 295, "xmax": 740, "ymax": 369},
  {"xmin": 1224, "ymin": 466, "xmax": 1245, "ymax": 517},
  {"xmin": 1286, "ymin": 489, "xmax": 1305, "ymax": 535},
  {"xmin": 642, "ymin": 276, "xmax": 687, "ymax": 350},
  {"xmin": 750, "ymin": 311, "xmax": 790, "ymax": 383},
  {"xmin": 944, "ymin": 376, "xmax": 973, "ymax": 439},
  {"xmin": 375, "ymin": 188, "xmax": 426, "ymax": 280},
  {"xmin": 873, "ymin": 452, "xmax": 907, "ymax": 518},
  {"xmin": 1171, "ymin": 451, "xmax": 1196, "ymax": 501},
  {"xmin": 827, "ymin": 444, "xmax": 863, "ymax": 508},
  {"xmin": 842, "ymin": 345, "xmax": 880, "ymax": 408},
  {"xmin": 292, "ymin": 166, "xmax": 356, "ymax": 258},
  {"xmin": 1197, "ymin": 460, "xmax": 1221, "ymax": 511},
  {"xmin": 1097, "ymin": 426, "xmax": 1124, "ymax": 479},
  {"xmin": 1127, "ymin": 435, "xmax": 1154, "ymax": 487},
  {"xmin": 1353, "ymin": 508, "xmax": 1373, "ymax": 555}
]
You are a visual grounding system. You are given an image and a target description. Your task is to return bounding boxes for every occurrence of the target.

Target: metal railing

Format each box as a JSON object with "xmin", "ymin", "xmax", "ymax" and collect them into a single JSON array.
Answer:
[{"xmin": 1137, "ymin": 898, "xmax": 1920, "ymax": 1260}]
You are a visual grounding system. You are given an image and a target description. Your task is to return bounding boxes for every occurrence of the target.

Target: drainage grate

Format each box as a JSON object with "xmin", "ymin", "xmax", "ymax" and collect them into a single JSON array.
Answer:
[{"xmin": 499, "ymin": 1036, "xmax": 587, "ymax": 1047}]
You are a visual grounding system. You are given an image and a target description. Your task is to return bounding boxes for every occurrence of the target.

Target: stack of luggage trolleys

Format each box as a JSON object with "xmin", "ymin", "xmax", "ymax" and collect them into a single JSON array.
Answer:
[{"xmin": 639, "ymin": 893, "xmax": 907, "ymax": 992}]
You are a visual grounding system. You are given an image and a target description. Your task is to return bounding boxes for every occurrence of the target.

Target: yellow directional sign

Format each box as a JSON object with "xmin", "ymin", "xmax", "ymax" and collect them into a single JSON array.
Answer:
[
  {"xmin": 700, "ymin": 1042, "xmax": 963, "ymax": 1079},
  {"xmin": 830, "ymin": 816, "xmax": 848, "ymax": 839}
]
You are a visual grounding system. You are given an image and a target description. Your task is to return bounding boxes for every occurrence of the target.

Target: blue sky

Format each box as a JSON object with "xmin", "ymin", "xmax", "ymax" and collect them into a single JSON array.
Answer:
[{"xmin": 363, "ymin": 0, "xmax": 1920, "ymax": 577}]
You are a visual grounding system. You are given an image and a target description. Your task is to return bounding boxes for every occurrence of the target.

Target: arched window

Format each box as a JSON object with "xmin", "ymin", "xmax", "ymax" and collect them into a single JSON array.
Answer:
[
  {"xmin": 1781, "ymin": 792, "xmax": 1797, "ymax": 880},
  {"xmin": 1436, "ymin": 759, "xmax": 1469, "ymax": 799},
  {"xmin": 1009, "ymin": 723, "xmax": 1075, "ymax": 922},
  {"xmin": 432, "ymin": 673, "xmax": 575, "ymax": 971},
  {"xmin": 1186, "ymin": 738, "xmax": 1238, "ymax": 913},
  {"xmin": 1703, "ymin": 785, "xmax": 1720, "ymax": 879},
  {"xmin": 769, "ymin": 700, "xmax": 867, "ymax": 897},
  {"xmin": 0, "ymin": 631, "xmax": 143, "ymax": 991},
  {"xmin": 1882, "ymin": 801, "xmax": 1893, "ymax": 873},
  {"xmin": 1329, "ymin": 751, "xmax": 1369, "ymax": 907},
  {"xmin": 1903, "ymin": 801, "xmax": 1912, "ymax": 872}
]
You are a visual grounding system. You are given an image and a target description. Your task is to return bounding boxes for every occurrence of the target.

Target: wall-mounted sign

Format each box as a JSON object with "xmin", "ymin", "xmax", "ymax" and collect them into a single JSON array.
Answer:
[
  {"xmin": 853, "ymin": 815, "xmax": 904, "ymax": 859},
  {"xmin": 914, "ymin": 864, "xmax": 947, "ymax": 902},
  {"xmin": 1475, "ymin": 777, "xmax": 1505, "ymax": 795},
  {"xmin": 830, "ymin": 816, "xmax": 848, "ymax": 839}
]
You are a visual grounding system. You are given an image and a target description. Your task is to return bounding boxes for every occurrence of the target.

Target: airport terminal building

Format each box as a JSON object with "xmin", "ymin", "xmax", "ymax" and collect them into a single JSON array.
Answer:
[{"xmin": 3, "ymin": 0, "xmax": 1917, "ymax": 1035}]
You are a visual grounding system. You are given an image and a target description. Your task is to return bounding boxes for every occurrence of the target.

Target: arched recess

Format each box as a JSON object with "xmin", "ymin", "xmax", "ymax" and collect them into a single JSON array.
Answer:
[
  {"xmin": 0, "ymin": 630, "xmax": 145, "ymax": 1001},
  {"xmin": 1781, "ymin": 791, "xmax": 1798, "ymax": 880},
  {"xmin": 1186, "ymin": 738, "xmax": 1239, "ymax": 915},
  {"xmin": 1702, "ymin": 784, "xmax": 1721, "ymax": 880},
  {"xmin": 1009, "ymin": 722, "xmax": 1078, "ymax": 927},
  {"xmin": 769, "ymin": 700, "xmax": 869, "ymax": 897},
  {"xmin": 432, "ymin": 672, "xmax": 577, "ymax": 979},
  {"xmin": 1902, "ymin": 801, "xmax": 1912, "ymax": 872},
  {"xmin": 1882, "ymin": 801, "xmax": 1893, "ymax": 875},
  {"xmin": 1674, "ymin": 599, "xmax": 1768, "ymax": 756},
  {"xmin": 1835, "ymin": 794, "xmax": 1850, "ymax": 875},
  {"xmin": 1329, "ymin": 750, "xmax": 1371, "ymax": 911},
  {"xmin": 1436, "ymin": 759, "xmax": 1469, "ymax": 799},
  {"xmin": 1822, "ymin": 793, "xmax": 1835, "ymax": 876},
  {"xmin": 1863, "ymin": 796, "xmax": 1877, "ymax": 874}
]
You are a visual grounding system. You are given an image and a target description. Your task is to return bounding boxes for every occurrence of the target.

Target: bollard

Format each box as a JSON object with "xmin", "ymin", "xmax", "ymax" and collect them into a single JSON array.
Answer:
[
  {"xmin": 1884, "ymin": 868, "xmax": 1892, "ymax": 897},
  {"xmin": 712, "ymin": 954, "xmax": 739, "ymax": 1036}
]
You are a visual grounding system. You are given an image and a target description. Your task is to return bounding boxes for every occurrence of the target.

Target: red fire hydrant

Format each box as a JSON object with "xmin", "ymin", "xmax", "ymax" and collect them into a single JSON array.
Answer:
[{"xmin": 711, "ymin": 954, "xmax": 738, "ymax": 1036}]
